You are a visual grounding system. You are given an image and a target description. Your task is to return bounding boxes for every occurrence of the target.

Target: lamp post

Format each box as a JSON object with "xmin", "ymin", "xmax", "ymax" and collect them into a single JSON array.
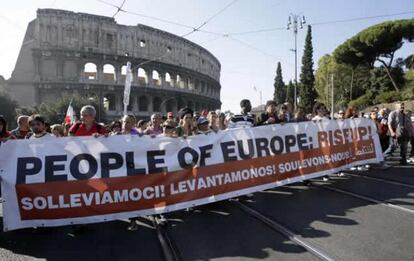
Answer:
[{"xmin": 287, "ymin": 14, "xmax": 306, "ymax": 111}]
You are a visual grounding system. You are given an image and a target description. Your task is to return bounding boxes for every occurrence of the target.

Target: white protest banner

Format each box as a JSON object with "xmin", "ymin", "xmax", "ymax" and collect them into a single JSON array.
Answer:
[{"xmin": 0, "ymin": 118, "xmax": 383, "ymax": 231}]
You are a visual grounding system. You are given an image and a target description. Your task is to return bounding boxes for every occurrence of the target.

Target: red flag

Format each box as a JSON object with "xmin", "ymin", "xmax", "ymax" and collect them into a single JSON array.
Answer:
[{"xmin": 65, "ymin": 103, "xmax": 75, "ymax": 125}]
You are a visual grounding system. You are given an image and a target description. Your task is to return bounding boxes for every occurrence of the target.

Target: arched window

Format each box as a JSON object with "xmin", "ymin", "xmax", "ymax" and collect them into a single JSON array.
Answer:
[
  {"xmin": 103, "ymin": 64, "xmax": 116, "ymax": 81},
  {"xmin": 138, "ymin": 68, "xmax": 148, "ymax": 84},
  {"xmin": 176, "ymin": 75, "xmax": 184, "ymax": 88},
  {"xmin": 103, "ymin": 93, "xmax": 116, "ymax": 111},
  {"xmin": 120, "ymin": 65, "xmax": 127, "ymax": 82},
  {"xmin": 187, "ymin": 77, "xmax": 193, "ymax": 90},
  {"xmin": 84, "ymin": 62, "xmax": 97, "ymax": 80},
  {"xmin": 139, "ymin": 96, "xmax": 148, "ymax": 111},
  {"xmin": 153, "ymin": 97, "xmax": 162, "ymax": 112},
  {"xmin": 152, "ymin": 70, "xmax": 160, "ymax": 86},
  {"xmin": 165, "ymin": 72, "xmax": 171, "ymax": 86}
]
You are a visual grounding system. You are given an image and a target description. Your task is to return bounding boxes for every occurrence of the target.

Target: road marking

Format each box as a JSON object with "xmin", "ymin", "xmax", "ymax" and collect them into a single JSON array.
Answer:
[{"xmin": 235, "ymin": 201, "xmax": 339, "ymax": 261}]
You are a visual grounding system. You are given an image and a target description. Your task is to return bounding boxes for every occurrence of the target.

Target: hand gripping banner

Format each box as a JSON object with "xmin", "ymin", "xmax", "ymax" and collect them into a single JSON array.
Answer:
[{"xmin": 0, "ymin": 119, "xmax": 383, "ymax": 231}]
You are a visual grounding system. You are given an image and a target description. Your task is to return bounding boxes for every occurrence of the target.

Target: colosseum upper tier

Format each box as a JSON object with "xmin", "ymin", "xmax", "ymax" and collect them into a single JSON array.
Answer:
[{"xmin": 8, "ymin": 9, "xmax": 221, "ymax": 119}]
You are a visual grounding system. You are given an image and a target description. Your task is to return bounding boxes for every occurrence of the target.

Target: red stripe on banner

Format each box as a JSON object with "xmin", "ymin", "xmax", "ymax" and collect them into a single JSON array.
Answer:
[{"xmin": 16, "ymin": 139, "xmax": 376, "ymax": 220}]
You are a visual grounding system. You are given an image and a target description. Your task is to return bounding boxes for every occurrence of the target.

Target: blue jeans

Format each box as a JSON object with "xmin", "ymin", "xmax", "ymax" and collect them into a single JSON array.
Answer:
[{"xmin": 384, "ymin": 136, "xmax": 408, "ymax": 160}]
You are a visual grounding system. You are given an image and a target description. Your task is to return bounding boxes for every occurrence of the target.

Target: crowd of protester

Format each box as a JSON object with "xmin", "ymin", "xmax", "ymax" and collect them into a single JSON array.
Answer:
[
  {"xmin": 1, "ymin": 100, "xmax": 413, "ymax": 161},
  {"xmin": 1, "ymin": 100, "xmax": 414, "ymax": 230}
]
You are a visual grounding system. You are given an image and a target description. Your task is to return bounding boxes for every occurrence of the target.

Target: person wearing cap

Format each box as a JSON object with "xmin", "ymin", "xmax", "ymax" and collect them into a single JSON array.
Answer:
[
  {"xmin": 196, "ymin": 117, "xmax": 212, "ymax": 135},
  {"xmin": 257, "ymin": 100, "xmax": 280, "ymax": 126},
  {"xmin": 176, "ymin": 107, "xmax": 195, "ymax": 137}
]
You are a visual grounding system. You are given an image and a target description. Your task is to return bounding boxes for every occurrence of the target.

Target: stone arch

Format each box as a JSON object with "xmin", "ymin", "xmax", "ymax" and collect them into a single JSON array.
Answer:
[
  {"xmin": 152, "ymin": 70, "xmax": 160, "ymax": 86},
  {"xmin": 177, "ymin": 98, "xmax": 185, "ymax": 111},
  {"xmin": 103, "ymin": 64, "xmax": 116, "ymax": 81},
  {"xmin": 165, "ymin": 72, "xmax": 172, "ymax": 86},
  {"xmin": 138, "ymin": 68, "xmax": 148, "ymax": 85},
  {"xmin": 138, "ymin": 96, "xmax": 149, "ymax": 111},
  {"xmin": 153, "ymin": 97, "xmax": 162, "ymax": 112},
  {"xmin": 166, "ymin": 99, "xmax": 175, "ymax": 113},
  {"xmin": 83, "ymin": 62, "xmax": 97, "ymax": 80},
  {"xmin": 176, "ymin": 74, "xmax": 184, "ymax": 89}
]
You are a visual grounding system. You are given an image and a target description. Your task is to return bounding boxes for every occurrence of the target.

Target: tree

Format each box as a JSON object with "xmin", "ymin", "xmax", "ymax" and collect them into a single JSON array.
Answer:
[
  {"xmin": 333, "ymin": 19, "xmax": 414, "ymax": 91},
  {"xmin": 286, "ymin": 80, "xmax": 295, "ymax": 104},
  {"xmin": 404, "ymin": 54, "xmax": 414, "ymax": 70},
  {"xmin": 315, "ymin": 54, "xmax": 369, "ymax": 109},
  {"xmin": 0, "ymin": 91, "xmax": 18, "ymax": 129},
  {"xmin": 273, "ymin": 62, "xmax": 286, "ymax": 103},
  {"xmin": 15, "ymin": 92, "xmax": 106, "ymax": 124},
  {"xmin": 299, "ymin": 25, "xmax": 318, "ymax": 113}
]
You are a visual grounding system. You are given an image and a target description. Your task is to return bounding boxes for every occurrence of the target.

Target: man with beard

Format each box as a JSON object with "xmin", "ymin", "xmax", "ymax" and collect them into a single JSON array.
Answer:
[{"xmin": 27, "ymin": 114, "xmax": 54, "ymax": 140}]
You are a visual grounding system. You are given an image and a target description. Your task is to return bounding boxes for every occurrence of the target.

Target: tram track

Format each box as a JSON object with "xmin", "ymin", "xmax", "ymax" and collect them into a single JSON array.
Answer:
[
  {"xmin": 343, "ymin": 172, "xmax": 414, "ymax": 189},
  {"xmin": 152, "ymin": 215, "xmax": 182, "ymax": 261},
  {"xmin": 234, "ymin": 200, "xmax": 339, "ymax": 261}
]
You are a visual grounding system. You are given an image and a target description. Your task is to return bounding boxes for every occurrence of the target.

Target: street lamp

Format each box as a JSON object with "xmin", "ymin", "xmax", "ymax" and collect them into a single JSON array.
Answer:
[{"xmin": 287, "ymin": 14, "xmax": 306, "ymax": 111}]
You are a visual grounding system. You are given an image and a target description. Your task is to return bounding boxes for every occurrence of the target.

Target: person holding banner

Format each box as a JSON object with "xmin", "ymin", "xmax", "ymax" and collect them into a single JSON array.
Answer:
[
  {"xmin": 121, "ymin": 115, "xmax": 139, "ymax": 135},
  {"xmin": 176, "ymin": 107, "xmax": 195, "ymax": 137},
  {"xmin": 257, "ymin": 100, "xmax": 280, "ymax": 126},
  {"xmin": 68, "ymin": 105, "xmax": 107, "ymax": 137},
  {"xmin": 228, "ymin": 99, "xmax": 255, "ymax": 128},
  {"xmin": 26, "ymin": 114, "xmax": 55, "ymax": 140},
  {"xmin": 11, "ymin": 115, "xmax": 31, "ymax": 139},
  {"xmin": 0, "ymin": 115, "xmax": 15, "ymax": 145},
  {"xmin": 144, "ymin": 113, "xmax": 163, "ymax": 136}
]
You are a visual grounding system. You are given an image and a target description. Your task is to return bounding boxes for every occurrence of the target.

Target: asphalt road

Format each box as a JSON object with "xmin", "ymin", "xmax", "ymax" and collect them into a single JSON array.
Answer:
[{"xmin": 1, "ymin": 157, "xmax": 413, "ymax": 260}]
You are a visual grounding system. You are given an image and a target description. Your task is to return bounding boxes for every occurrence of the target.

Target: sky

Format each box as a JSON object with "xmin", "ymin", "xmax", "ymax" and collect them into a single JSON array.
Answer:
[{"xmin": 0, "ymin": 0, "xmax": 413, "ymax": 112}]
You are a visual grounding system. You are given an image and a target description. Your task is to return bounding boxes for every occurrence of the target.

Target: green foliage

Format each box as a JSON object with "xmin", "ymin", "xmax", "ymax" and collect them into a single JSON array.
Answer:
[
  {"xmin": 286, "ymin": 80, "xmax": 295, "ymax": 104},
  {"xmin": 15, "ymin": 92, "xmax": 106, "ymax": 124},
  {"xmin": 349, "ymin": 92, "xmax": 374, "ymax": 108},
  {"xmin": 333, "ymin": 19, "xmax": 414, "ymax": 91},
  {"xmin": 273, "ymin": 62, "xmax": 286, "ymax": 103},
  {"xmin": 0, "ymin": 91, "xmax": 18, "ymax": 129},
  {"xmin": 334, "ymin": 19, "xmax": 414, "ymax": 67},
  {"xmin": 299, "ymin": 25, "xmax": 318, "ymax": 113},
  {"xmin": 373, "ymin": 90, "xmax": 402, "ymax": 104}
]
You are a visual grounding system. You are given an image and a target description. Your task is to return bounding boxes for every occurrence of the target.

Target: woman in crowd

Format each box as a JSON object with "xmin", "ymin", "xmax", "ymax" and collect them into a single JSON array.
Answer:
[
  {"xmin": 0, "ymin": 115, "xmax": 16, "ymax": 144},
  {"xmin": 109, "ymin": 120, "xmax": 122, "ymax": 135},
  {"xmin": 218, "ymin": 112, "xmax": 227, "ymax": 130},
  {"xmin": 161, "ymin": 119, "xmax": 177, "ymax": 137},
  {"xmin": 145, "ymin": 113, "xmax": 163, "ymax": 136},
  {"xmin": 293, "ymin": 106, "xmax": 308, "ymax": 122},
  {"xmin": 121, "ymin": 115, "xmax": 139, "ymax": 135},
  {"xmin": 312, "ymin": 102, "xmax": 329, "ymax": 121},
  {"xmin": 136, "ymin": 120, "xmax": 147, "ymax": 135},
  {"xmin": 207, "ymin": 111, "xmax": 219, "ymax": 132},
  {"xmin": 278, "ymin": 104, "xmax": 291, "ymax": 123},
  {"xmin": 176, "ymin": 108, "xmax": 195, "ymax": 137},
  {"xmin": 51, "ymin": 124, "xmax": 65, "ymax": 137}
]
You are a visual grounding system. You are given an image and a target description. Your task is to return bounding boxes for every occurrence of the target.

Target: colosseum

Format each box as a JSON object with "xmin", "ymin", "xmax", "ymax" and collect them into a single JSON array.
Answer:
[{"xmin": 8, "ymin": 9, "xmax": 221, "ymax": 120}]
